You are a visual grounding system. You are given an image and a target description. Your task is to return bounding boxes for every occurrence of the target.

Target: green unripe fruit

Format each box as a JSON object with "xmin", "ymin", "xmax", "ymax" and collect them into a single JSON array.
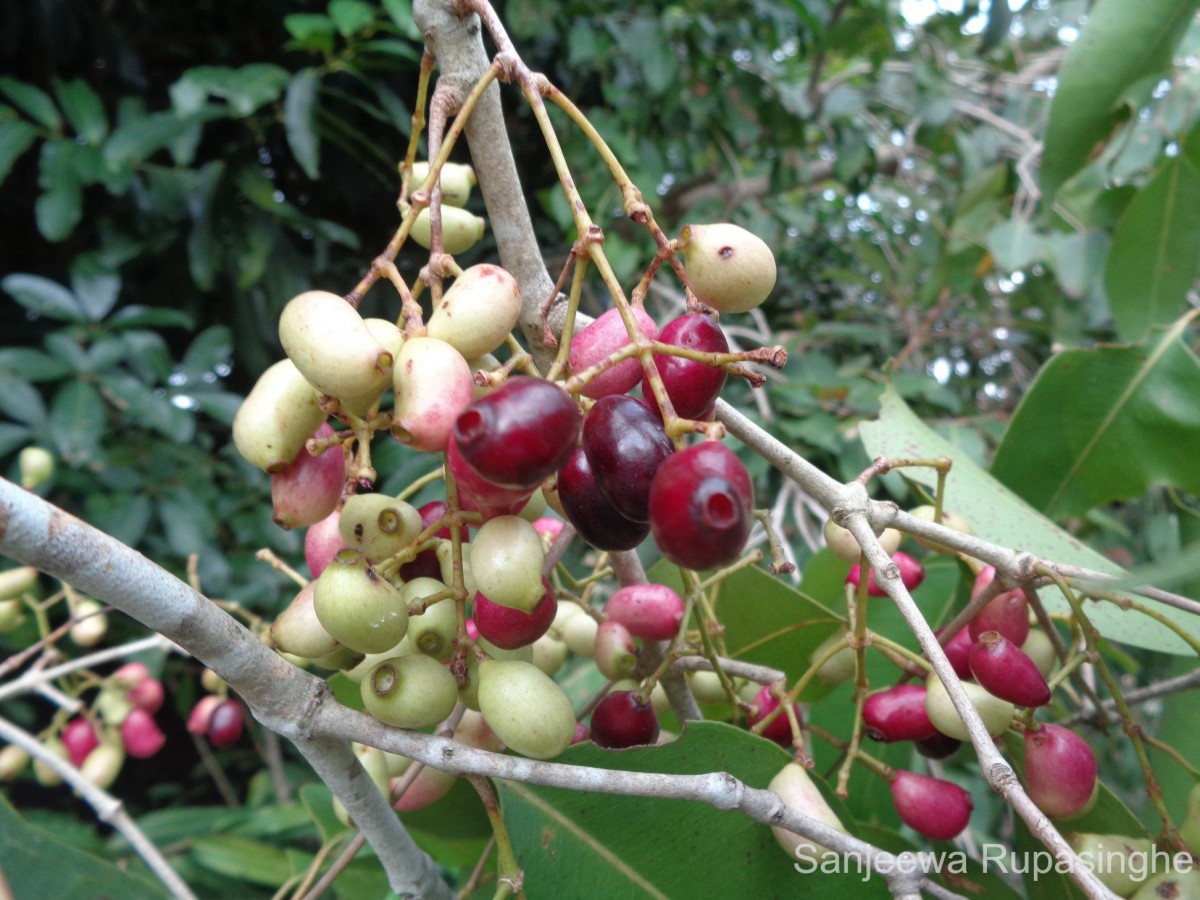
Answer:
[
  {"xmin": 477, "ymin": 659, "xmax": 575, "ymax": 760},
  {"xmin": 823, "ymin": 519, "xmax": 901, "ymax": 563},
  {"xmin": 93, "ymin": 684, "xmax": 133, "ymax": 726},
  {"xmin": 1180, "ymin": 782, "xmax": 1200, "ymax": 856},
  {"xmin": 411, "ymin": 206, "xmax": 485, "ymax": 254},
  {"xmin": 687, "ymin": 670, "xmax": 728, "ymax": 705},
  {"xmin": 518, "ymin": 489, "xmax": 548, "ymax": 523},
  {"xmin": 1132, "ymin": 870, "xmax": 1200, "ymax": 900},
  {"xmin": 410, "ymin": 161, "xmax": 476, "ymax": 207},
  {"xmin": 279, "ymin": 290, "xmax": 393, "ymax": 402},
  {"xmin": 426, "ymin": 264, "xmax": 521, "ymax": 359},
  {"xmin": 313, "ymin": 549, "xmax": 408, "ymax": 654},
  {"xmin": 18, "ymin": 446, "xmax": 54, "ymax": 490},
  {"xmin": 561, "ymin": 610, "xmax": 599, "ymax": 658},
  {"xmin": 678, "ymin": 222, "xmax": 776, "ymax": 314},
  {"xmin": 34, "ymin": 739, "xmax": 68, "ymax": 786},
  {"xmin": 404, "ymin": 578, "xmax": 457, "ymax": 660},
  {"xmin": 460, "ymin": 639, "xmax": 535, "ymax": 710},
  {"xmin": 0, "ymin": 744, "xmax": 30, "ymax": 781},
  {"xmin": 909, "ymin": 505, "xmax": 973, "ymax": 555},
  {"xmin": 769, "ymin": 762, "xmax": 847, "ymax": 863},
  {"xmin": 0, "ymin": 599, "xmax": 25, "ymax": 634},
  {"xmin": 339, "ymin": 494, "xmax": 423, "ymax": 561},
  {"xmin": 361, "ymin": 654, "xmax": 458, "ymax": 729},
  {"xmin": 232, "ymin": 359, "xmax": 326, "ymax": 472},
  {"xmin": 344, "ymin": 634, "xmax": 415, "ymax": 683},
  {"xmin": 436, "ymin": 540, "xmax": 478, "ymax": 597},
  {"xmin": 270, "ymin": 581, "xmax": 339, "ymax": 659},
  {"xmin": 925, "ymin": 673, "xmax": 1014, "ymax": 740},
  {"xmin": 313, "ymin": 645, "xmax": 366, "ymax": 672},
  {"xmin": 530, "ymin": 634, "xmax": 568, "ymax": 677},
  {"xmin": 469, "ymin": 516, "xmax": 546, "ymax": 613},
  {"xmin": 1068, "ymin": 832, "xmax": 1152, "ymax": 897},
  {"xmin": 391, "ymin": 337, "xmax": 475, "ymax": 453},
  {"xmin": 70, "ymin": 599, "xmax": 107, "ymax": 648},
  {"xmin": 335, "ymin": 743, "xmax": 392, "ymax": 827}
]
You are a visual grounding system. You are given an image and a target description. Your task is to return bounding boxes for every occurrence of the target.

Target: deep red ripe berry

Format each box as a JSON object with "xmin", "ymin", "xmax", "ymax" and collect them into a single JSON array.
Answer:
[
  {"xmin": 207, "ymin": 700, "xmax": 245, "ymax": 749},
  {"xmin": 304, "ymin": 510, "xmax": 345, "ymax": 579},
  {"xmin": 934, "ymin": 625, "xmax": 974, "ymax": 680},
  {"xmin": 62, "ymin": 717, "xmax": 99, "ymax": 767},
  {"xmin": 915, "ymin": 731, "xmax": 962, "ymax": 760},
  {"xmin": 473, "ymin": 579, "xmax": 557, "ymax": 650},
  {"xmin": 605, "ymin": 583, "xmax": 685, "ymax": 641},
  {"xmin": 647, "ymin": 442, "xmax": 753, "ymax": 571},
  {"xmin": 1024, "ymin": 724, "xmax": 1098, "ymax": 819},
  {"xmin": 556, "ymin": 447, "xmax": 650, "ymax": 551},
  {"xmin": 641, "ymin": 314, "xmax": 728, "ymax": 420},
  {"xmin": 582, "ymin": 395, "xmax": 674, "ymax": 523},
  {"xmin": 845, "ymin": 551, "xmax": 926, "ymax": 598},
  {"xmin": 862, "ymin": 685, "xmax": 938, "ymax": 742},
  {"xmin": 968, "ymin": 631, "xmax": 1051, "ymax": 708},
  {"xmin": 120, "ymin": 708, "xmax": 166, "ymax": 759},
  {"xmin": 453, "ymin": 377, "xmax": 581, "ymax": 490},
  {"xmin": 747, "ymin": 686, "xmax": 801, "ymax": 747},
  {"xmin": 968, "ymin": 567, "xmax": 1030, "ymax": 646},
  {"xmin": 890, "ymin": 770, "xmax": 973, "ymax": 841},
  {"xmin": 400, "ymin": 501, "xmax": 466, "ymax": 581},
  {"xmin": 590, "ymin": 690, "xmax": 660, "ymax": 749},
  {"xmin": 448, "ymin": 438, "xmax": 533, "ymax": 521}
]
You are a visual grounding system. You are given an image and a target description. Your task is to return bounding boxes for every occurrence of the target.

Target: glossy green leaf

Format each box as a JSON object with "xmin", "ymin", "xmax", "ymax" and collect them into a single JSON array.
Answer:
[
  {"xmin": 991, "ymin": 316, "xmax": 1200, "ymax": 521},
  {"xmin": 499, "ymin": 722, "xmax": 885, "ymax": 898},
  {"xmin": 0, "ymin": 119, "xmax": 37, "ymax": 184},
  {"xmin": 647, "ymin": 561, "xmax": 842, "ymax": 697},
  {"xmin": 328, "ymin": 0, "xmax": 376, "ymax": 37},
  {"xmin": 53, "ymin": 78, "xmax": 108, "ymax": 144},
  {"xmin": 49, "ymin": 379, "xmax": 107, "ymax": 466},
  {"xmin": 861, "ymin": 383, "xmax": 1199, "ymax": 654},
  {"xmin": 0, "ymin": 76, "xmax": 62, "ymax": 131},
  {"xmin": 0, "ymin": 794, "xmax": 168, "ymax": 899},
  {"xmin": 70, "ymin": 258, "xmax": 121, "ymax": 321},
  {"xmin": 171, "ymin": 65, "xmax": 290, "ymax": 117},
  {"xmin": 285, "ymin": 69, "xmax": 321, "ymax": 179},
  {"xmin": 189, "ymin": 835, "xmax": 297, "ymax": 887},
  {"xmin": 0, "ymin": 373, "xmax": 48, "ymax": 426},
  {"xmin": 35, "ymin": 140, "xmax": 82, "ymax": 241},
  {"xmin": 1040, "ymin": 0, "xmax": 1200, "ymax": 199},
  {"xmin": 1104, "ymin": 156, "xmax": 1200, "ymax": 340},
  {"xmin": 381, "ymin": 0, "xmax": 422, "ymax": 40},
  {"xmin": 103, "ymin": 111, "xmax": 184, "ymax": 167}
]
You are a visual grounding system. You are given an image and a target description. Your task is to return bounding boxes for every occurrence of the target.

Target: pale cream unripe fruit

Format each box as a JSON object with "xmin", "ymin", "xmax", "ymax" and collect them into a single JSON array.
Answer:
[
  {"xmin": 810, "ymin": 631, "xmax": 855, "ymax": 686},
  {"xmin": 0, "ymin": 566, "xmax": 38, "ymax": 602},
  {"xmin": 909, "ymin": 505, "xmax": 973, "ymax": 555},
  {"xmin": 80, "ymin": 739, "xmax": 124, "ymax": 790},
  {"xmin": 1068, "ymin": 832, "xmax": 1152, "ymax": 897},
  {"xmin": 412, "ymin": 206, "xmax": 485, "ymax": 254},
  {"xmin": 679, "ymin": 223, "xmax": 776, "ymax": 314},
  {"xmin": 458, "ymin": 639, "xmax": 533, "ymax": 710},
  {"xmin": 18, "ymin": 446, "xmax": 54, "ymax": 489},
  {"xmin": 477, "ymin": 659, "xmax": 575, "ymax": 760},
  {"xmin": 823, "ymin": 519, "xmax": 902, "ymax": 563},
  {"xmin": 410, "ymin": 161, "xmax": 477, "ymax": 207},
  {"xmin": 436, "ymin": 540, "xmax": 479, "ymax": 597},
  {"xmin": 361, "ymin": 654, "xmax": 458, "ymax": 729},
  {"xmin": 469, "ymin": 516, "xmax": 546, "ymax": 612},
  {"xmin": 924, "ymin": 673, "xmax": 1014, "ymax": 740},
  {"xmin": 279, "ymin": 290, "xmax": 393, "ymax": 401},
  {"xmin": 768, "ymin": 762, "xmax": 847, "ymax": 863},
  {"xmin": 426, "ymin": 264, "xmax": 521, "ymax": 359},
  {"xmin": 1021, "ymin": 629, "xmax": 1058, "ymax": 679},
  {"xmin": 338, "ymin": 493, "xmax": 423, "ymax": 561},
  {"xmin": 70, "ymin": 599, "xmax": 107, "ymax": 647},
  {"xmin": 341, "ymin": 318, "xmax": 405, "ymax": 417},
  {"xmin": 233, "ymin": 359, "xmax": 326, "ymax": 472},
  {"xmin": 391, "ymin": 337, "xmax": 475, "ymax": 452},
  {"xmin": 560, "ymin": 608, "xmax": 599, "ymax": 658},
  {"xmin": 313, "ymin": 549, "xmax": 408, "ymax": 654}
]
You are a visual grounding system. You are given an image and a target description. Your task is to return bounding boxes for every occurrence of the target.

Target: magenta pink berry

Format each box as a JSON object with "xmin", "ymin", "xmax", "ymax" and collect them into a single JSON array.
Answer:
[
  {"xmin": 187, "ymin": 694, "xmax": 222, "ymax": 736},
  {"xmin": 747, "ymin": 685, "xmax": 801, "ymax": 747},
  {"xmin": 968, "ymin": 567, "xmax": 1030, "ymax": 646},
  {"xmin": 968, "ymin": 632, "xmax": 1051, "ymax": 708},
  {"xmin": 605, "ymin": 584, "xmax": 685, "ymax": 641},
  {"xmin": 846, "ymin": 551, "xmax": 926, "ymax": 597},
  {"xmin": 304, "ymin": 509, "xmax": 345, "ymax": 579},
  {"xmin": 111, "ymin": 662, "xmax": 150, "ymax": 690},
  {"xmin": 120, "ymin": 708, "xmax": 166, "ymax": 759},
  {"xmin": 934, "ymin": 625, "xmax": 974, "ymax": 680},
  {"xmin": 862, "ymin": 684, "xmax": 937, "ymax": 742},
  {"xmin": 1024, "ymin": 724, "xmax": 1097, "ymax": 819},
  {"xmin": 126, "ymin": 677, "xmax": 165, "ymax": 715},
  {"xmin": 532, "ymin": 517, "xmax": 565, "ymax": 543},
  {"xmin": 271, "ymin": 422, "xmax": 345, "ymax": 530},
  {"xmin": 890, "ymin": 770, "xmax": 973, "ymax": 840},
  {"xmin": 473, "ymin": 580, "xmax": 557, "ymax": 650},
  {"xmin": 570, "ymin": 306, "xmax": 659, "ymax": 399},
  {"xmin": 62, "ymin": 717, "xmax": 99, "ymax": 767}
]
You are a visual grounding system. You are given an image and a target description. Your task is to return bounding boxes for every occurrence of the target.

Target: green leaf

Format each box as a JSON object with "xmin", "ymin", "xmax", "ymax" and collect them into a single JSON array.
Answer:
[
  {"xmin": 109, "ymin": 306, "xmax": 195, "ymax": 330},
  {"xmin": 499, "ymin": 722, "xmax": 883, "ymax": 898},
  {"xmin": 0, "ymin": 119, "xmax": 37, "ymax": 184},
  {"xmin": 0, "ymin": 793, "xmax": 169, "ymax": 899},
  {"xmin": 35, "ymin": 140, "xmax": 82, "ymax": 242},
  {"xmin": 84, "ymin": 493, "xmax": 152, "ymax": 547},
  {"xmin": 0, "ymin": 373, "xmax": 48, "ymax": 426},
  {"xmin": 328, "ymin": 0, "xmax": 376, "ymax": 37},
  {"xmin": 182, "ymin": 326, "xmax": 233, "ymax": 380},
  {"xmin": 70, "ymin": 257, "xmax": 121, "ymax": 321},
  {"xmin": 1, "ymin": 273, "xmax": 83, "ymax": 322},
  {"xmin": 860, "ymin": 382, "xmax": 1199, "ymax": 654},
  {"xmin": 50, "ymin": 380, "xmax": 107, "ymax": 466},
  {"xmin": 188, "ymin": 836, "xmax": 297, "ymax": 887},
  {"xmin": 991, "ymin": 316, "xmax": 1200, "ymax": 522},
  {"xmin": 0, "ymin": 77, "xmax": 62, "ymax": 131},
  {"xmin": 381, "ymin": 0, "xmax": 422, "ymax": 40},
  {"xmin": 0, "ymin": 423, "xmax": 31, "ymax": 456},
  {"xmin": 987, "ymin": 218, "xmax": 1044, "ymax": 271},
  {"xmin": 0, "ymin": 348, "xmax": 71, "ymax": 381},
  {"xmin": 1050, "ymin": 231, "xmax": 1108, "ymax": 299},
  {"xmin": 104, "ymin": 111, "xmax": 191, "ymax": 168},
  {"xmin": 172, "ymin": 65, "xmax": 290, "ymax": 118},
  {"xmin": 1104, "ymin": 156, "xmax": 1200, "ymax": 340},
  {"xmin": 648, "ymin": 562, "xmax": 842, "ymax": 697},
  {"xmin": 53, "ymin": 78, "xmax": 108, "ymax": 144},
  {"xmin": 285, "ymin": 69, "xmax": 321, "ymax": 179},
  {"xmin": 1041, "ymin": 0, "xmax": 1200, "ymax": 199},
  {"xmin": 284, "ymin": 13, "xmax": 336, "ymax": 43},
  {"xmin": 299, "ymin": 784, "xmax": 349, "ymax": 844}
]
